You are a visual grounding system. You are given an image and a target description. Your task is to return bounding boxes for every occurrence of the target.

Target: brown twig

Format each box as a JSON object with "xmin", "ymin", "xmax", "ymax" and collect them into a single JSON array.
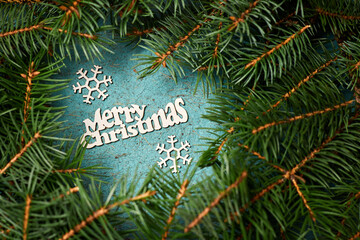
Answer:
[
  {"xmin": 351, "ymin": 58, "xmax": 360, "ymax": 72},
  {"xmin": 0, "ymin": 132, "xmax": 41, "ymax": 174},
  {"xmin": 210, "ymin": 137, "xmax": 228, "ymax": 162},
  {"xmin": 316, "ymin": 7, "xmax": 360, "ymax": 20},
  {"xmin": 185, "ymin": 171, "xmax": 247, "ymax": 232},
  {"xmin": 151, "ymin": 23, "xmax": 203, "ymax": 68},
  {"xmin": 241, "ymin": 84, "xmax": 257, "ymax": 110},
  {"xmin": 21, "ymin": 61, "xmax": 40, "ymax": 124},
  {"xmin": 214, "ymin": 1, "xmax": 226, "ymax": 57},
  {"xmin": 274, "ymin": 12, "xmax": 296, "ymax": 27},
  {"xmin": 162, "ymin": 180, "xmax": 189, "ymax": 240},
  {"xmin": 0, "ymin": 225, "xmax": 14, "ymax": 237},
  {"xmin": 207, "ymin": 119, "xmax": 239, "ymax": 162},
  {"xmin": 349, "ymin": 232, "xmax": 360, "ymax": 240},
  {"xmin": 261, "ymin": 57, "xmax": 338, "ymax": 115},
  {"xmin": 228, "ymin": 0, "xmax": 260, "ymax": 31},
  {"xmin": 0, "ymin": 0, "xmax": 40, "ymax": 2},
  {"xmin": 236, "ymin": 222, "xmax": 252, "ymax": 240},
  {"xmin": 52, "ymin": 168, "xmax": 84, "ymax": 174},
  {"xmin": 252, "ymin": 100, "xmax": 354, "ymax": 134},
  {"xmin": 237, "ymin": 178, "xmax": 285, "ymax": 214},
  {"xmin": 0, "ymin": 24, "xmax": 42, "ymax": 37},
  {"xmin": 42, "ymin": 26, "xmax": 97, "ymax": 40},
  {"xmin": 23, "ymin": 195, "xmax": 32, "ymax": 240},
  {"xmin": 118, "ymin": 0, "xmax": 142, "ymax": 17},
  {"xmin": 290, "ymin": 134, "xmax": 337, "ymax": 176},
  {"xmin": 126, "ymin": 26, "xmax": 167, "ymax": 36},
  {"xmin": 245, "ymin": 25, "xmax": 311, "ymax": 69},
  {"xmin": 0, "ymin": 24, "xmax": 97, "ymax": 40},
  {"xmin": 151, "ymin": 9, "xmax": 217, "ymax": 69},
  {"xmin": 238, "ymin": 143, "xmax": 266, "ymax": 160},
  {"xmin": 290, "ymin": 178, "xmax": 315, "ymax": 221},
  {"xmin": 21, "ymin": 61, "xmax": 40, "ymax": 145},
  {"xmin": 58, "ymin": 0, "xmax": 81, "ymax": 26},
  {"xmin": 59, "ymin": 191, "xmax": 156, "ymax": 240},
  {"xmin": 55, "ymin": 187, "xmax": 80, "ymax": 200}
]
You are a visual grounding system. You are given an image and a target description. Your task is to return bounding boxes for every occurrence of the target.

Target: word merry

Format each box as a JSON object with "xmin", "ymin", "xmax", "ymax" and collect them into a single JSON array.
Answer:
[{"xmin": 81, "ymin": 98, "xmax": 188, "ymax": 148}]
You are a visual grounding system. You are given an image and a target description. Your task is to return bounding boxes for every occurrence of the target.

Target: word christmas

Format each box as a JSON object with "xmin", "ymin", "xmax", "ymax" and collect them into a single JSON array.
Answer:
[{"xmin": 81, "ymin": 98, "xmax": 188, "ymax": 148}]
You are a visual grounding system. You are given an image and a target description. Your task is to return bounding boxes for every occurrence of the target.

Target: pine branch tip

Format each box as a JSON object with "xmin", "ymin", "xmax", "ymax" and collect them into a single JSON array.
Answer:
[{"xmin": 185, "ymin": 171, "xmax": 247, "ymax": 233}]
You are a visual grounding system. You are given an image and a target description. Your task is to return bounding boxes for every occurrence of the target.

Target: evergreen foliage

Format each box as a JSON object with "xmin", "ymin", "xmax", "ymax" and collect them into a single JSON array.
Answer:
[{"xmin": 1, "ymin": 0, "xmax": 360, "ymax": 239}]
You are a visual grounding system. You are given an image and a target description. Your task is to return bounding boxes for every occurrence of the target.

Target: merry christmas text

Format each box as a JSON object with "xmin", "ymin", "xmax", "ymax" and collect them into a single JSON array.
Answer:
[{"xmin": 81, "ymin": 98, "xmax": 188, "ymax": 148}]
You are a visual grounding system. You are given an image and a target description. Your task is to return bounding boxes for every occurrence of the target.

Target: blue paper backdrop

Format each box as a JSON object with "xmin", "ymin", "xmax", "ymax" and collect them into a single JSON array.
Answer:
[{"xmin": 55, "ymin": 40, "xmax": 214, "ymax": 191}]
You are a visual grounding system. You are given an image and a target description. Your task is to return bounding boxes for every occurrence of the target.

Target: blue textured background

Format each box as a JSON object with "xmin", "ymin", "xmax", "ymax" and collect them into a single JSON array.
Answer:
[{"xmin": 55, "ymin": 40, "xmax": 214, "ymax": 192}]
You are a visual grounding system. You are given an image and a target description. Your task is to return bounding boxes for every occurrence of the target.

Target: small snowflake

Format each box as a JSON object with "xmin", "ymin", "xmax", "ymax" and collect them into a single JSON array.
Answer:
[
  {"xmin": 156, "ymin": 135, "xmax": 192, "ymax": 173},
  {"xmin": 73, "ymin": 65, "xmax": 113, "ymax": 104}
]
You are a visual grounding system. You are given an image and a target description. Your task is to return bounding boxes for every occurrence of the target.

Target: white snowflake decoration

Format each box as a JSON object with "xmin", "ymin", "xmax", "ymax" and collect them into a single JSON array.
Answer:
[
  {"xmin": 73, "ymin": 65, "xmax": 113, "ymax": 104},
  {"xmin": 156, "ymin": 135, "xmax": 192, "ymax": 173}
]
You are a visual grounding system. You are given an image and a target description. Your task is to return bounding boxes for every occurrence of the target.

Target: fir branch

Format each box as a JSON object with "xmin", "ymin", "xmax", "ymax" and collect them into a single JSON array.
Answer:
[
  {"xmin": 237, "ymin": 143, "xmax": 266, "ymax": 160},
  {"xmin": 197, "ymin": 63, "xmax": 229, "ymax": 71},
  {"xmin": 232, "ymin": 171, "xmax": 313, "ymax": 222},
  {"xmin": 273, "ymin": 11, "xmax": 296, "ymax": 27},
  {"xmin": 262, "ymin": 57, "xmax": 338, "ymax": 115},
  {"xmin": 0, "ymin": 132, "xmax": 41, "ymax": 174},
  {"xmin": 240, "ymin": 87, "xmax": 256, "ymax": 111},
  {"xmin": 227, "ymin": 0, "xmax": 260, "ymax": 31},
  {"xmin": 0, "ymin": 24, "xmax": 43, "ymax": 38},
  {"xmin": 211, "ymin": 123, "xmax": 237, "ymax": 160},
  {"xmin": 42, "ymin": 27, "xmax": 98, "ymax": 40},
  {"xmin": 0, "ymin": 0, "xmax": 40, "ymax": 2},
  {"xmin": 211, "ymin": 137, "xmax": 228, "ymax": 161},
  {"xmin": 237, "ymin": 223, "xmax": 252, "ymax": 240},
  {"xmin": 352, "ymin": 59, "xmax": 360, "ymax": 71},
  {"xmin": 20, "ymin": 61, "xmax": 40, "ymax": 145},
  {"xmin": 162, "ymin": 180, "xmax": 189, "ymax": 240},
  {"xmin": 229, "ymin": 114, "xmax": 355, "ymax": 222},
  {"xmin": 339, "ymin": 191, "xmax": 360, "ymax": 237},
  {"xmin": 237, "ymin": 178, "xmax": 285, "ymax": 215},
  {"xmin": 0, "ymin": 24, "xmax": 97, "ymax": 40},
  {"xmin": 112, "ymin": 0, "xmax": 187, "ymax": 35},
  {"xmin": 316, "ymin": 7, "xmax": 360, "ymax": 20},
  {"xmin": 151, "ymin": 7, "xmax": 217, "ymax": 69},
  {"xmin": 289, "ymin": 134, "xmax": 336, "ymax": 175},
  {"xmin": 252, "ymin": 99, "xmax": 354, "ymax": 134},
  {"xmin": 290, "ymin": 178, "xmax": 315, "ymax": 222},
  {"xmin": 0, "ymin": 3, "xmax": 110, "ymax": 60},
  {"xmin": 126, "ymin": 26, "xmax": 167, "ymax": 37},
  {"xmin": 151, "ymin": 23, "xmax": 204, "ymax": 69},
  {"xmin": 199, "ymin": 119, "xmax": 240, "ymax": 166},
  {"xmin": 213, "ymin": 1, "xmax": 226, "ymax": 57},
  {"xmin": 118, "ymin": 0, "xmax": 141, "ymax": 17},
  {"xmin": 56, "ymin": 187, "xmax": 80, "ymax": 200},
  {"xmin": 52, "ymin": 168, "xmax": 84, "ymax": 174},
  {"xmin": 185, "ymin": 171, "xmax": 247, "ymax": 233},
  {"xmin": 350, "ymin": 232, "xmax": 360, "ymax": 240},
  {"xmin": 60, "ymin": 191, "xmax": 156, "ymax": 240},
  {"xmin": 23, "ymin": 195, "xmax": 32, "ymax": 240},
  {"xmin": 213, "ymin": 23, "xmax": 223, "ymax": 57},
  {"xmin": 245, "ymin": 25, "xmax": 311, "ymax": 69},
  {"xmin": 58, "ymin": 0, "xmax": 81, "ymax": 26},
  {"xmin": 21, "ymin": 61, "xmax": 40, "ymax": 125},
  {"xmin": 0, "ymin": 225, "xmax": 14, "ymax": 236}
]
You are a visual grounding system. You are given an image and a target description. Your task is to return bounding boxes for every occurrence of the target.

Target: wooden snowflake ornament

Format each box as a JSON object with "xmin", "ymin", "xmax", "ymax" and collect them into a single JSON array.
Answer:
[
  {"xmin": 73, "ymin": 65, "xmax": 113, "ymax": 104},
  {"xmin": 156, "ymin": 135, "xmax": 192, "ymax": 173}
]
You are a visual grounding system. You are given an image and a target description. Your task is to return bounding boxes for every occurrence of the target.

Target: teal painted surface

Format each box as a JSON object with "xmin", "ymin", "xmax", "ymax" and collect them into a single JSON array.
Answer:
[{"xmin": 55, "ymin": 39, "xmax": 214, "ymax": 192}]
